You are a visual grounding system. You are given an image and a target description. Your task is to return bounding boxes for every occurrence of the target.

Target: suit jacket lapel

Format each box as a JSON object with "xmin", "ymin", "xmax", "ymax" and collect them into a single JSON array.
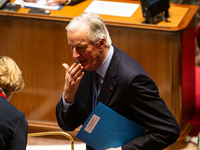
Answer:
[{"xmin": 97, "ymin": 46, "xmax": 119, "ymax": 106}]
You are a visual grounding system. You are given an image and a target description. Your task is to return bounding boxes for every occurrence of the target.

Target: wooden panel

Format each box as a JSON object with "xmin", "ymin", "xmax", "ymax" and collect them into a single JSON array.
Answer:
[
  {"xmin": 0, "ymin": 1, "xmax": 198, "ymax": 31},
  {"xmin": 0, "ymin": 16, "xmax": 74, "ymax": 122}
]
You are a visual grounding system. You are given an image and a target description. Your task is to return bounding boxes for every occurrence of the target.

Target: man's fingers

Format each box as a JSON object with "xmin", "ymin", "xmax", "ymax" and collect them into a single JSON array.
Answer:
[
  {"xmin": 62, "ymin": 63, "xmax": 69, "ymax": 71},
  {"xmin": 69, "ymin": 63, "xmax": 82, "ymax": 78},
  {"xmin": 73, "ymin": 64, "xmax": 83, "ymax": 79},
  {"xmin": 67, "ymin": 63, "xmax": 77, "ymax": 74},
  {"xmin": 77, "ymin": 72, "xmax": 84, "ymax": 82},
  {"xmin": 63, "ymin": 63, "xmax": 83, "ymax": 83}
]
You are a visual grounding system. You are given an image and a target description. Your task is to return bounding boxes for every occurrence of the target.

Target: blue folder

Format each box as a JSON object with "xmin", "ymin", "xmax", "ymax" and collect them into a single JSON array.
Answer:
[{"xmin": 76, "ymin": 102, "xmax": 146, "ymax": 150}]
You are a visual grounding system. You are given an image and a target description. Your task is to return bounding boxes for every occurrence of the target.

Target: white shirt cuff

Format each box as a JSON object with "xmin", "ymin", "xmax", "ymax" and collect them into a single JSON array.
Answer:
[{"xmin": 62, "ymin": 94, "xmax": 75, "ymax": 112}]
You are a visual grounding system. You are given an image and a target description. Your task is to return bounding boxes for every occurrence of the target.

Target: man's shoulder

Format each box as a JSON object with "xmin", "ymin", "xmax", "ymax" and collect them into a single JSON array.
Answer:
[{"xmin": 112, "ymin": 45, "xmax": 148, "ymax": 76}]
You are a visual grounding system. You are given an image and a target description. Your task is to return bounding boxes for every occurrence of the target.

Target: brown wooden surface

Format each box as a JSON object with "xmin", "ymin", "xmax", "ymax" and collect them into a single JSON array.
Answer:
[
  {"xmin": 0, "ymin": 0, "xmax": 198, "ymax": 149},
  {"xmin": 0, "ymin": 0, "xmax": 198, "ymax": 30}
]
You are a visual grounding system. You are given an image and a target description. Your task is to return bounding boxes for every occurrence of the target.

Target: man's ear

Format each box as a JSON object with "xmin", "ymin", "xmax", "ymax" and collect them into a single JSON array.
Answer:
[{"xmin": 99, "ymin": 38, "xmax": 106, "ymax": 50}]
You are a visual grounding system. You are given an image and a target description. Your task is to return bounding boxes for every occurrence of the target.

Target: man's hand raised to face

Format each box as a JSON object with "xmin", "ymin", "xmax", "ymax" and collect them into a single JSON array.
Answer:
[{"xmin": 63, "ymin": 63, "xmax": 84, "ymax": 103}]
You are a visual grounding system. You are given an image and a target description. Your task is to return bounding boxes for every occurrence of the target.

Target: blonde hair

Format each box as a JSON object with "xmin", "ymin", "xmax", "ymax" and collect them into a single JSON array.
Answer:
[{"xmin": 0, "ymin": 56, "xmax": 24, "ymax": 93}]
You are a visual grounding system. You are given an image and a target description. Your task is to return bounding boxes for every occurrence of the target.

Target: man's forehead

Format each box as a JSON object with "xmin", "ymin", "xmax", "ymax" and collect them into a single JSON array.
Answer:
[
  {"xmin": 67, "ymin": 30, "xmax": 90, "ymax": 45},
  {"xmin": 68, "ymin": 35, "xmax": 89, "ymax": 45}
]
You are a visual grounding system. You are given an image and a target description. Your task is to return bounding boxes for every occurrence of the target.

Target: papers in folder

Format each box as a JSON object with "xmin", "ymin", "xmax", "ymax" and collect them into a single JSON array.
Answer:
[{"xmin": 76, "ymin": 102, "xmax": 146, "ymax": 150}]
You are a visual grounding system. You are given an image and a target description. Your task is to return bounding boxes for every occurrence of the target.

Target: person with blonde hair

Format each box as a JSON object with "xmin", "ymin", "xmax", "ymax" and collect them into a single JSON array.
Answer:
[{"xmin": 0, "ymin": 56, "xmax": 28, "ymax": 150}]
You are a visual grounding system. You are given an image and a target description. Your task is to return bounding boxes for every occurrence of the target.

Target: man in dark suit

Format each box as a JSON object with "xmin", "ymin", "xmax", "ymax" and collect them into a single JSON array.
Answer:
[{"xmin": 56, "ymin": 12, "xmax": 180, "ymax": 150}]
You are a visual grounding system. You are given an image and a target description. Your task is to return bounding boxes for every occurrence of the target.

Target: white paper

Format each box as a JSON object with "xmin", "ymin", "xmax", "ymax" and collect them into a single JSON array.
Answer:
[
  {"xmin": 84, "ymin": 1, "xmax": 139, "ymax": 17},
  {"xmin": 84, "ymin": 114, "xmax": 100, "ymax": 134}
]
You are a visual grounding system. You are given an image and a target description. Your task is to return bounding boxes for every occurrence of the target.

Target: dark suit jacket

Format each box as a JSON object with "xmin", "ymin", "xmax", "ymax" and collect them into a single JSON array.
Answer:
[
  {"xmin": 0, "ymin": 96, "xmax": 28, "ymax": 150},
  {"xmin": 56, "ymin": 45, "xmax": 180, "ymax": 150}
]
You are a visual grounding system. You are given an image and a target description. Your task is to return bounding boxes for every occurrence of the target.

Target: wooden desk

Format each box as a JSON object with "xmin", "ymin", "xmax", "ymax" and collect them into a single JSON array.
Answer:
[{"xmin": 0, "ymin": 0, "xmax": 198, "ymax": 148}]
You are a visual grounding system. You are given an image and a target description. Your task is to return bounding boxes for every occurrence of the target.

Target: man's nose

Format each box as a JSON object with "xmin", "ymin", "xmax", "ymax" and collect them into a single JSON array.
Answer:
[{"xmin": 72, "ymin": 48, "xmax": 80, "ymax": 58}]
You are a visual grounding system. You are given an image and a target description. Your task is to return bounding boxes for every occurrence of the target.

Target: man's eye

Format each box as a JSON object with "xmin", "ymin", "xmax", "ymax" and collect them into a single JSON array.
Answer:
[
  {"xmin": 70, "ymin": 45, "xmax": 87, "ymax": 51},
  {"xmin": 77, "ymin": 46, "xmax": 86, "ymax": 50},
  {"xmin": 77, "ymin": 47, "xmax": 83, "ymax": 49}
]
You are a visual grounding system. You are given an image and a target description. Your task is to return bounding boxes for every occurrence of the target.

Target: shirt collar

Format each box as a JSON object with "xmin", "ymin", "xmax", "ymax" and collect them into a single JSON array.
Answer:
[
  {"xmin": 0, "ymin": 88, "xmax": 6, "ymax": 99},
  {"xmin": 96, "ymin": 45, "xmax": 114, "ymax": 78}
]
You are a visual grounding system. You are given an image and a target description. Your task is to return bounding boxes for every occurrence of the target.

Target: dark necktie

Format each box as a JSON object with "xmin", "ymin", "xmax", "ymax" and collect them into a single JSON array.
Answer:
[{"xmin": 92, "ymin": 71, "xmax": 98, "ymax": 110}]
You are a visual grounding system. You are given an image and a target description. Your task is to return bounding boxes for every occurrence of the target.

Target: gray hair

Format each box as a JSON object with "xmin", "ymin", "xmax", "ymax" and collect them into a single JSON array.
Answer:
[{"xmin": 66, "ymin": 12, "xmax": 112, "ymax": 47}]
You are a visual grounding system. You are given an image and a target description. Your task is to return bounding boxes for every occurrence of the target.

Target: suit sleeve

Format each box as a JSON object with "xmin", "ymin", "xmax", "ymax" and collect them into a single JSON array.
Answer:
[
  {"xmin": 122, "ymin": 74, "xmax": 180, "ymax": 150},
  {"xmin": 8, "ymin": 115, "xmax": 28, "ymax": 150},
  {"xmin": 56, "ymin": 97, "xmax": 81, "ymax": 131}
]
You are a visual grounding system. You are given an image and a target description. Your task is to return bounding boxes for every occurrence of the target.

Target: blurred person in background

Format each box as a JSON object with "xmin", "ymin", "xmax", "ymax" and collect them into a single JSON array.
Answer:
[{"xmin": 24, "ymin": 0, "xmax": 83, "ymax": 6}]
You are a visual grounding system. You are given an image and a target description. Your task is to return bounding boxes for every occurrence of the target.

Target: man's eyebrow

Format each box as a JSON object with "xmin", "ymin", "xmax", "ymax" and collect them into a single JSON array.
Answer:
[
  {"xmin": 68, "ymin": 43, "xmax": 88, "ymax": 47},
  {"xmin": 77, "ymin": 44, "xmax": 87, "ymax": 47}
]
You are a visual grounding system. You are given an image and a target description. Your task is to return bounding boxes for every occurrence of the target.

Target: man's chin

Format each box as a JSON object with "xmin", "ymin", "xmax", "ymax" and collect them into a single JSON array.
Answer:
[
  {"xmin": 79, "ymin": 62, "xmax": 93, "ymax": 71},
  {"xmin": 82, "ymin": 65, "xmax": 92, "ymax": 71},
  {"xmin": 79, "ymin": 63, "xmax": 87, "ymax": 70}
]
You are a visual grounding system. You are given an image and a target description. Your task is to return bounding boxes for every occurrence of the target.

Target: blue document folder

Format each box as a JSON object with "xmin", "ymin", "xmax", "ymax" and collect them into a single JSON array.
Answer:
[{"xmin": 76, "ymin": 102, "xmax": 146, "ymax": 150}]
